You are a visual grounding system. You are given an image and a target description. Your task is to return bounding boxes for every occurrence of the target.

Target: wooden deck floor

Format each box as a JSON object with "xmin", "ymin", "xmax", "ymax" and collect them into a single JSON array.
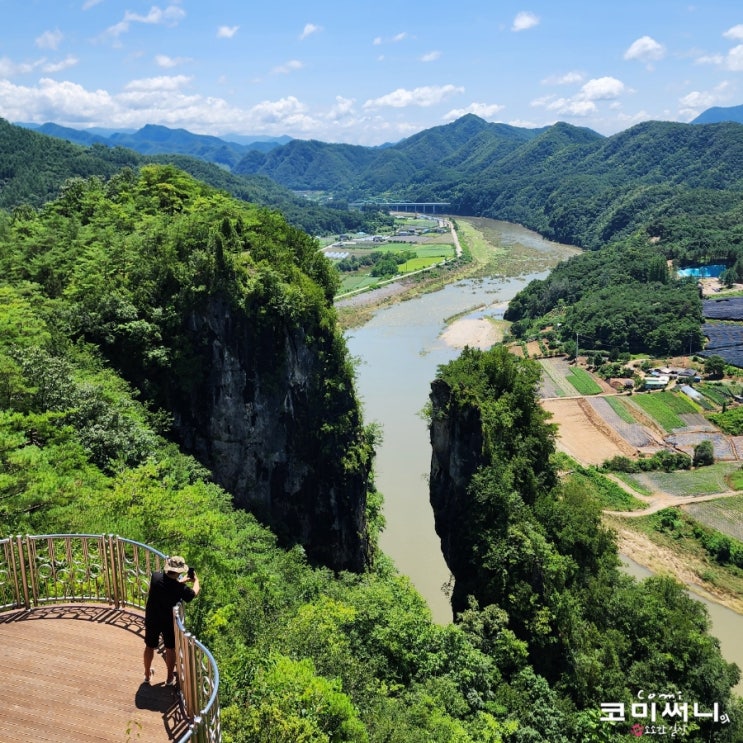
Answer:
[{"xmin": 0, "ymin": 604, "xmax": 191, "ymax": 742}]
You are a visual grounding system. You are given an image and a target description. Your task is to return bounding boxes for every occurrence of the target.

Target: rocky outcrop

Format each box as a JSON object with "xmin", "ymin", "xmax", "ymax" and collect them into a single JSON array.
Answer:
[
  {"xmin": 168, "ymin": 293, "xmax": 371, "ymax": 573},
  {"xmin": 428, "ymin": 376, "xmax": 487, "ymax": 616}
]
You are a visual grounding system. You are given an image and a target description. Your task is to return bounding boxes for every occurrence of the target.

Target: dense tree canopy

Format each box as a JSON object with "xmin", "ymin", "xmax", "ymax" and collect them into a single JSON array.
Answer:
[
  {"xmin": 505, "ymin": 236, "xmax": 704, "ymax": 356},
  {"xmin": 430, "ymin": 347, "xmax": 742, "ymax": 741}
]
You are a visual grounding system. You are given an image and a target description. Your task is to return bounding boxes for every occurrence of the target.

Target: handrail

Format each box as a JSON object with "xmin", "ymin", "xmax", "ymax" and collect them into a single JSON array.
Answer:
[{"xmin": 0, "ymin": 534, "xmax": 221, "ymax": 743}]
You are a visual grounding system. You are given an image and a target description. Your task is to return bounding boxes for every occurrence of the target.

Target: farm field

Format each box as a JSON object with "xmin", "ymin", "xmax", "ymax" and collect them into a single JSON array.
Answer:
[
  {"xmin": 683, "ymin": 494, "xmax": 743, "ymax": 541},
  {"xmin": 541, "ymin": 397, "xmax": 636, "ymax": 465},
  {"xmin": 331, "ymin": 228, "xmax": 456, "ymax": 295},
  {"xmin": 534, "ymin": 357, "xmax": 743, "ymax": 474},
  {"xmin": 628, "ymin": 390, "xmax": 699, "ymax": 431},
  {"xmin": 620, "ymin": 462, "xmax": 741, "ymax": 497},
  {"xmin": 565, "ymin": 366, "xmax": 602, "ymax": 395},
  {"xmin": 604, "ymin": 395, "xmax": 638, "ymax": 423}
]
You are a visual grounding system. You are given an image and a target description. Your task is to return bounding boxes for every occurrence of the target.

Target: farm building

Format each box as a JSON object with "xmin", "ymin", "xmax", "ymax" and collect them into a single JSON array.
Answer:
[{"xmin": 644, "ymin": 374, "xmax": 670, "ymax": 390}]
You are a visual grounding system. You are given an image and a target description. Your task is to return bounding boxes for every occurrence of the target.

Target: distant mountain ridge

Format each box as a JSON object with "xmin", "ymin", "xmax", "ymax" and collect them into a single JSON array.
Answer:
[
  {"xmin": 0, "ymin": 118, "xmax": 388, "ymax": 238},
  {"xmin": 16, "ymin": 121, "xmax": 292, "ymax": 170},
  {"xmin": 691, "ymin": 103, "xmax": 743, "ymax": 125},
  {"xmin": 7, "ymin": 112, "xmax": 743, "ymax": 257}
]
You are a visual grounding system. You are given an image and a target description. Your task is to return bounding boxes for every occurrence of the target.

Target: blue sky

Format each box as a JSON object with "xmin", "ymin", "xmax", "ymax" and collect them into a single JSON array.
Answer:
[{"xmin": 2, "ymin": 1, "xmax": 743, "ymax": 145}]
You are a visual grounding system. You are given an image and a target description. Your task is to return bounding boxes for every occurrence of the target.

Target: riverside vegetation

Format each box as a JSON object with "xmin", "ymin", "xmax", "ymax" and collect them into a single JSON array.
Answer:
[{"xmin": 2, "ymin": 113, "xmax": 743, "ymax": 740}]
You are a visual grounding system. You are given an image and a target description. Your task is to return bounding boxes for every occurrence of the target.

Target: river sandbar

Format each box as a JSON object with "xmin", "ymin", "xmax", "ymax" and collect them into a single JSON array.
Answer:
[{"xmin": 440, "ymin": 317, "xmax": 504, "ymax": 350}]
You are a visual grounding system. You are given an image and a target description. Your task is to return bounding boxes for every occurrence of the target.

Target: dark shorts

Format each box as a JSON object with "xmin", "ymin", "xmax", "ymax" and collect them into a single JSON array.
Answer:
[{"xmin": 144, "ymin": 617, "xmax": 176, "ymax": 649}]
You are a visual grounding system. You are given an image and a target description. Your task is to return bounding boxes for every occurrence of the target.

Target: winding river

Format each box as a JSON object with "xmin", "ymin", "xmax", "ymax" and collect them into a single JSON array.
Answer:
[{"xmin": 344, "ymin": 219, "xmax": 743, "ymax": 689}]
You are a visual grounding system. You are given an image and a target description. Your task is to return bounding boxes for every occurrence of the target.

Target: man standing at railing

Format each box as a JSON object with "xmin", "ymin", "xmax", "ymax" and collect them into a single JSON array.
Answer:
[{"xmin": 143, "ymin": 555, "xmax": 200, "ymax": 686}]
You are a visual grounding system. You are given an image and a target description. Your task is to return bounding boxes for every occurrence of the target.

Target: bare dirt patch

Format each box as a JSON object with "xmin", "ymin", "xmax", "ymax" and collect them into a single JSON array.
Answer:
[{"xmin": 542, "ymin": 397, "xmax": 636, "ymax": 465}]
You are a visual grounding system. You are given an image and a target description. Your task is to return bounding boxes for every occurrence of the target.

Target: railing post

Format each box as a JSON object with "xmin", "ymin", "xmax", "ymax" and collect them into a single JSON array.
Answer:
[
  {"xmin": 108, "ymin": 534, "xmax": 122, "ymax": 609},
  {"xmin": 6, "ymin": 536, "xmax": 24, "ymax": 609}
]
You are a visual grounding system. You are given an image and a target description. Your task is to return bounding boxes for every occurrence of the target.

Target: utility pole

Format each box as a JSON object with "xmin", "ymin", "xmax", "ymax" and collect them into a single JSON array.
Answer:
[{"xmin": 576, "ymin": 332, "xmax": 579, "ymax": 362}]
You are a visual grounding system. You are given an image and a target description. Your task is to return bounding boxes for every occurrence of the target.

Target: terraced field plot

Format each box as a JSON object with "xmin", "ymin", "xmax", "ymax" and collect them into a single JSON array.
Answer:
[
  {"xmin": 629, "ymin": 391, "xmax": 699, "ymax": 432},
  {"xmin": 623, "ymin": 462, "xmax": 741, "ymax": 497},
  {"xmin": 589, "ymin": 397, "xmax": 658, "ymax": 449},
  {"xmin": 684, "ymin": 495, "xmax": 743, "ymax": 541}
]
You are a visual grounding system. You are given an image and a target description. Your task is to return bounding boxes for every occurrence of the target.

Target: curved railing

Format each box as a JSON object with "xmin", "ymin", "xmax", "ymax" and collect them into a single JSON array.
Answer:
[{"xmin": 0, "ymin": 534, "xmax": 220, "ymax": 743}]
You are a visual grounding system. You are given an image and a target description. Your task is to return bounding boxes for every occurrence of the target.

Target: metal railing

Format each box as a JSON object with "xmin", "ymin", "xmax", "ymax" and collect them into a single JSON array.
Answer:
[{"xmin": 0, "ymin": 534, "xmax": 220, "ymax": 743}]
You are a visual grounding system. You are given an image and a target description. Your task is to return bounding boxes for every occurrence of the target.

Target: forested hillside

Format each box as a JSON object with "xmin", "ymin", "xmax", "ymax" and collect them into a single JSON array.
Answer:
[
  {"xmin": 429, "ymin": 346, "xmax": 743, "ymax": 741},
  {"xmin": 0, "ymin": 118, "xmax": 391, "ymax": 238},
  {"xmin": 3, "ymin": 165, "xmax": 740, "ymax": 740},
  {"xmin": 236, "ymin": 114, "xmax": 743, "ymax": 262},
  {"xmin": 504, "ymin": 235, "xmax": 705, "ymax": 356}
]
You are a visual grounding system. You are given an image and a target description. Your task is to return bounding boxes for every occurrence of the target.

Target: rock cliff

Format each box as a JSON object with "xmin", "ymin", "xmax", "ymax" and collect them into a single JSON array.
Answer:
[
  {"xmin": 167, "ymin": 293, "xmax": 372, "ymax": 573},
  {"xmin": 428, "ymin": 376, "xmax": 487, "ymax": 616}
]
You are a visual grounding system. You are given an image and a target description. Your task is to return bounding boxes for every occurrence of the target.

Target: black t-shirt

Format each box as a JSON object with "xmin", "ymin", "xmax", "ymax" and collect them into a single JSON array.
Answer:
[{"xmin": 145, "ymin": 571, "xmax": 196, "ymax": 624}]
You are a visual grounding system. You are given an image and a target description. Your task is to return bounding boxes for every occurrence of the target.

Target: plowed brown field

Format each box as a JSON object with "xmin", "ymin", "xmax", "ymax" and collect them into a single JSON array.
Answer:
[{"xmin": 542, "ymin": 397, "xmax": 636, "ymax": 465}]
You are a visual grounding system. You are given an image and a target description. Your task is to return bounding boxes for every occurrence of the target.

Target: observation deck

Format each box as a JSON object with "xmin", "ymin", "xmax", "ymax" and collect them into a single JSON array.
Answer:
[{"xmin": 0, "ymin": 535, "xmax": 221, "ymax": 742}]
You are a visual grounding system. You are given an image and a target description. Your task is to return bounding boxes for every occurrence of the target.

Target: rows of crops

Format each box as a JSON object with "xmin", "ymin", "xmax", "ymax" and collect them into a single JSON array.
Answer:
[
  {"xmin": 565, "ymin": 367, "xmax": 602, "ymax": 395},
  {"xmin": 630, "ymin": 391, "xmax": 699, "ymax": 431},
  {"xmin": 684, "ymin": 495, "xmax": 743, "ymax": 541},
  {"xmin": 626, "ymin": 462, "xmax": 741, "ymax": 497}
]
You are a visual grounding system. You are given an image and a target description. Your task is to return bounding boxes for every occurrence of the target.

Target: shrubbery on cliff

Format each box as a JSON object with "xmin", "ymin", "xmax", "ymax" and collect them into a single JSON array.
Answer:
[{"xmin": 429, "ymin": 346, "xmax": 743, "ymax": 741}]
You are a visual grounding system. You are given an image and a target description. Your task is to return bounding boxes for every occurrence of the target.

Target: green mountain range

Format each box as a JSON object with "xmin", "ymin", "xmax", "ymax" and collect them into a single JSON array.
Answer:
[
  {"xmin": 3, "ymin": 112, "xmax": 743, "ymax": 741},
  {"xmin": 0, "ymin": 118, "xmax": 388, "ymax": 238}
]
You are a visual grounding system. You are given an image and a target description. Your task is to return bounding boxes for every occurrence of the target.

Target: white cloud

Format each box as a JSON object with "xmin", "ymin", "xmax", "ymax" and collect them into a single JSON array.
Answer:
[
  {"xmin": 392, "ymin": 32, "xmax": 409, "ymax": 43},
  {"xmin": 364, "ymin": 84, "xmax": 464, "ymax": 109},
  {"xmin": 326, "ymin": 96, "xmax": 356, "ymax": 121},
  {"xmin": 421, "ymin": 51, "xmax": 441, "ymax": 63},
  {"xmin": 531, "ymin": 77, "xmax": 626, "ymax": 118},
  {"xmin": 678, "ymin": 82, "xmax": 731, "ymax": 118},
  {"xmin": 104, "ymin": 5, "xmax": 186, "ymax": 39},
  {"xmin": 300, "ymin": 23, "xmax": 321, "ymax": 40},
  {"xmin": 580, "ymin": 76, "xmax": 626, "ymax": 100},
  {"xmin": 373, "ymin": 37, "xmax": 382, "ymax": 46},
  {"xmin": 43, "ymin": 56, "xmax": 79, "ymax": 73},
  {"xmin": 540, "ymin": 96, "xmax": 597, "ymax": 116},
  {"xmin": 542, "ymin": 71, "xmax": 584, "ymax": 85},
  {"xmin": 695, "ymin": 53, "xmax": 724, "ymax": 65},
  {"xmin": 679, "ymin": 90, "xmax": 719, "ymax": 109},
  {"xmin": 443, "ymin": 102, "xmax": 505, "ymax": 121},
  {"xmin": 0, "ymin": 56, "xmax": 42, "ymax": 77},
  {"xmin": 727, "ymin": 44, "xmax": 743, "ymax": 71},
  {"xmin": 723, "ymin": 24, "xmax": 743, "ymax": 41},
  {"xmin": 36, "ymin": 29, "xmax": 63, "ymax": 51},
  {"xmin": 155, "ymin": 54, "xmax": 190, "ymax": 68},
  {"xmin": 0, "ymin": 78, "xmax": 117, "ymax": 124},
  {"xmin": 124, "ymin": 75, "xmax": 191, "ymax": 92},
  {"xmin": 0, "ymin": 75, "xmax": 409, "ymax": 142},
  {"xmin": 271, "ymin": 60, "xmax": 303, "ymax": 75},
  {"xmin": 512, "ymin": 11, "xmax": 539, "ymax": 32},
  {"xmin": 624, "ymin": 36, "xmax": 666, "ymax": 64},
  {"xmin": 82, "ymin": 0, "xmax": 103, "ymax": 8},
  {"xmin": 217, "ymin": 25, "xmax": 239, "ymax": 39}
]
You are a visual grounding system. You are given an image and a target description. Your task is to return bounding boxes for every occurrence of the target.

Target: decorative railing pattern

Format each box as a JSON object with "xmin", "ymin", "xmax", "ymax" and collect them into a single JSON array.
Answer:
[{"xmin": 0, "ymin": 534, "xmax": 220, "ymax": 743}]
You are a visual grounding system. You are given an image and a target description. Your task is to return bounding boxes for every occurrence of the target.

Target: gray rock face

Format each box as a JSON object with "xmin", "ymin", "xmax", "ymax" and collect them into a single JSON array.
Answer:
[
  {"xmin": 170, "ymin": 294, "xmax": 371, "ymax": 572},
  {"xmin": 428, "ymin": 376, "xmax": 486, "ymax": 614}
]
